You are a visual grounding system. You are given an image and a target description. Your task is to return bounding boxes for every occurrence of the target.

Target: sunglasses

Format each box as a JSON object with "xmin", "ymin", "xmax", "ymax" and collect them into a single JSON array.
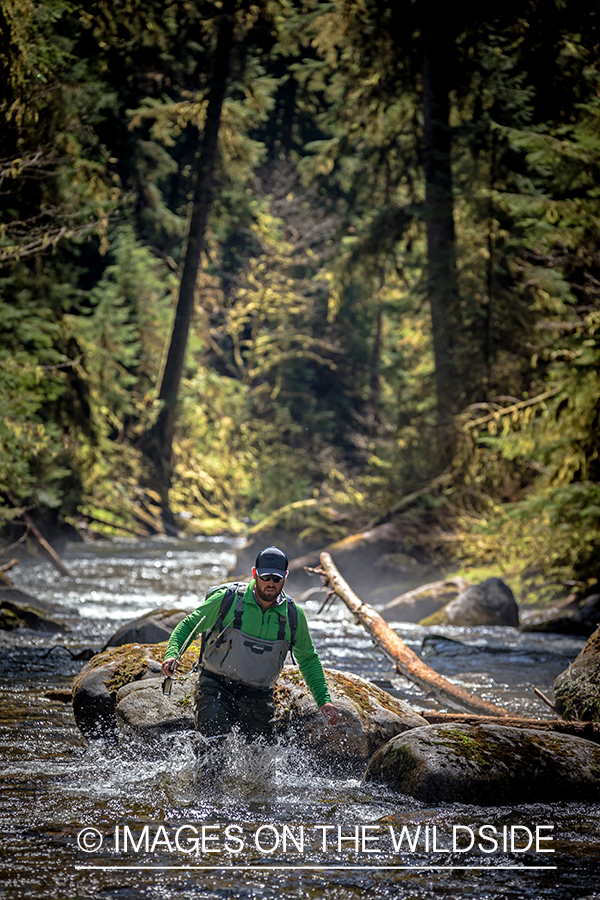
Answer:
[{"xmin": 258, "ymin": 573, "xmax": 284, "ymax": 583}]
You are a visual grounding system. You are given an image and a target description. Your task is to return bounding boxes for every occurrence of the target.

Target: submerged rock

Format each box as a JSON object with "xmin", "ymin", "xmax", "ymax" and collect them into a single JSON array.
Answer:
[
  {"xmin": 102, "ymin": 608, "xmax": 188, "ymax": 650},
  {"xmin": 554, "ymin": 626, "xmax": 600, "ymax": 722},
  {"xmin": 419, "ymin": 578, "xmax": 519, "ymax": 628},
  {"xmin": 363, "ymin": 722, "xmax": 600, "ymax": 805}
]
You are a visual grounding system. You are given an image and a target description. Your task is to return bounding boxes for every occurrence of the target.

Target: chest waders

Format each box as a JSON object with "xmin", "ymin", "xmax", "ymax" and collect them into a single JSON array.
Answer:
[
  {"xmin": 200, "ymin": 583, "xmax": 298, "ymax": 688},
  {"xmin": 194, "ymin": 583, "xmax": 298, "ymax": 740}
]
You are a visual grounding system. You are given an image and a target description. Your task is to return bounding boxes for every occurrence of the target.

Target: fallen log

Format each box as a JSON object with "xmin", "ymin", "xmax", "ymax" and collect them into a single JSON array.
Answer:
[
  {"xmin": 318, "ymin": 551, "xmax": 511, "ymax": 718},
  {"xmin": 288, "ymin": 522, "xmax": 401, "ymax": 573},
  {"xmin": 383, "ymin": 576, "xmax": 471, "ymax": 611},
  {"xmin": 421, "ymin": 711, "xmax": 600, "ymax": 746},
  {"xmin": 5, "ymin": 493, "xmax": 72, "ymax": 578}
]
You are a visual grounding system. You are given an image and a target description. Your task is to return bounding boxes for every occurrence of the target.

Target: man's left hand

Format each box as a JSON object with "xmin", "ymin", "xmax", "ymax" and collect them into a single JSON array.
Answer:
[{"xmin": 319, "ymin": 702, "xmax": 341, "ymax": 726}]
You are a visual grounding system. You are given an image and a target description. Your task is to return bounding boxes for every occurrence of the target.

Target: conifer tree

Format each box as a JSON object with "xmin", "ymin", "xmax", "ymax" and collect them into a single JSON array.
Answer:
[{"xmin": 142, "ymin": 0, "xmax": 237, "ymax": 520}]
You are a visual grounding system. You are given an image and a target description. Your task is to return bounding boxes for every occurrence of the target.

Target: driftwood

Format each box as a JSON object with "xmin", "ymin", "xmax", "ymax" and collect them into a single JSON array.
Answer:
[
  {"xmin": 383, "ymin": 576, "xmax": 471, "ymax": 611},
  {"xmin": 421, "ymin": 712, "xmax": 600, "ymax": 746},
  {"xmin": 318, "ymin": 551, "xmax": 511, "ymax": 718}
]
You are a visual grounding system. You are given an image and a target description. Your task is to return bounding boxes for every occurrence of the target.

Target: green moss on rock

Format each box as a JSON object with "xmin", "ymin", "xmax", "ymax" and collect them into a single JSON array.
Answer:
[
  {"xmin": 418, "ymin": 608, "xmax": 447, "ymax": 627},
  {"xmin": 72, "ymin": 639, "xmax": 202, "ymax": 699},
  {"xmin": 554, "ymin": 626, "xmax": 600, "ymax": 722}
]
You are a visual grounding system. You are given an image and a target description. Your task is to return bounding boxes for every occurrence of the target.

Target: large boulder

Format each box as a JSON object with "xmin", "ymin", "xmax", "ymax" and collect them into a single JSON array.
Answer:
[
  {"xmin": 0, "ymin": 586, "xmax": 65, "ymax": 633},
  {"xmin": 273, "ymin": 668, "xmax": 427, "ymax": 766},
  {"xmin": 71, "ymin": 641, "xmax": 200, "ymax": 742},
  {"xmin": 553, "ymin": 626, "xmax": 600, "ymax": 721},
  {"xmin": 419, "ymin": 578, "xmax": 519, "ymax": 628},
  {"xmin": 364, "ymin": 722, "xmax": 600, "ymax": 805},
  {"xmin": 102, "ymin": 608, "xmax": 188, "ymax": 650}
]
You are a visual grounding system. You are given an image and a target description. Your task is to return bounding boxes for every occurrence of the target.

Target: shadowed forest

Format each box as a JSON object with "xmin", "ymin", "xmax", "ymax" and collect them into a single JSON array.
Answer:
[{"xmin": 1, "ymin": 0, "xmax": 599, "ymax": 604}]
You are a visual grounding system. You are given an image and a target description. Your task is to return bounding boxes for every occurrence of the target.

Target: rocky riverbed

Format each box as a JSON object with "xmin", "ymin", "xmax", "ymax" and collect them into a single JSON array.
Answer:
[{"xmin": 2, "ymin": 534, "xmax": 600, "ymax": 900}]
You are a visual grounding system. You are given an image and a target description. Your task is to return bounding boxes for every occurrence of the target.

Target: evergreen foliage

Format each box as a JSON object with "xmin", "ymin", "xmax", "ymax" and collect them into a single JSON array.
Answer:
[{"xmin": 0, "ymin": 1, "xmax": 598, "ymax": 600}]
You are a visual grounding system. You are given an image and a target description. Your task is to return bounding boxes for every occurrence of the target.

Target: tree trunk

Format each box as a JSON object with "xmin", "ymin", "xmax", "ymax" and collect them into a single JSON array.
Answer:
[
  {"xmin": 422, "ymin": 5, "xmax": 461, "ymax": 423},
  {"xmin": 143, "ymin": 0, "xmax": 237, "ymax": 514}
]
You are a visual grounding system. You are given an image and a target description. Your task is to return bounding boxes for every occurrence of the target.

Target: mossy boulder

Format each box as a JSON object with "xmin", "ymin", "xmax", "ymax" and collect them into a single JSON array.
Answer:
[
  {"xmin": 554, "ymin": 626, "xmax": 600, "ymax": 722},
  {"xmin": 102, "ymin": 608, "xmax": 188, "ymax": 650},
  {"xmin": 273, "ymin": 667, "xmax": 428, "ymax": 767},
  {"xmin": 419, "ymin": 578, "xmax": 519, "ymax": 628},
  {"xmin": 363, "ymin": 722, "xmax": 600, "ymax": 805},
  {"xmin": 72, "ymin": 640, "xmax": 201, "ymax": 742}
]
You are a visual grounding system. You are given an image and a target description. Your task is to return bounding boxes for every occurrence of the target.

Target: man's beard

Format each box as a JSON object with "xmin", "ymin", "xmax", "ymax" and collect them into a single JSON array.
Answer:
[{"xmin": 255, "ymin": 580, "xmax": 284, "ymax": 604}]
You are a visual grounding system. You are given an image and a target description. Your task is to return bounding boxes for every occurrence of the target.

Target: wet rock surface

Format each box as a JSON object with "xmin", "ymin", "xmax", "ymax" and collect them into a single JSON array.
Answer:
[
  {"xmin": 554, "ymin": 626, "xmax": 600, "ymax": 721},
  {"xmin": 0, "ymin": 586, "xmax": 65, "ymax": 633},
  {"xmin": 419, "ymin": 578, "xmax": 519, "ymax": 628},
  {"xmin": 363, "ymin": 722, "xmax": 600, "ymax": 805}
]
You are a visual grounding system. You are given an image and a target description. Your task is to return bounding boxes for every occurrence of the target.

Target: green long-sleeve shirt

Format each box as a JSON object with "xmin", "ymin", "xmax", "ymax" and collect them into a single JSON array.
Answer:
[{"xmin": 165, "ymin": 580, "xmax": 331, "ymax": 708}]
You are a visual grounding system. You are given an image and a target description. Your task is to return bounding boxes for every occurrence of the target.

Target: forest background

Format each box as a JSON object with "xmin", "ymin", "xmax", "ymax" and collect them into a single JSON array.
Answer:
[{"xmin": 1, "ymin": 0, "xmax": 599, "ymax": 605}]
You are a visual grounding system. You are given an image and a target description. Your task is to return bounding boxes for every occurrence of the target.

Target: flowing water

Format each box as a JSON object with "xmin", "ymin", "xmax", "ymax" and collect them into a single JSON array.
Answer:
[{"xmin": 1, "ymin": 535, "xmax": 599, "ymax": 900}]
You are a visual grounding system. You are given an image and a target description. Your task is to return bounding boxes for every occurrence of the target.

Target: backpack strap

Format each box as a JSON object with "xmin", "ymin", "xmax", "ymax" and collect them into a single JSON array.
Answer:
[
  {"xmin": 232, "ymin": 585, "xmax": 245, "ymax": 632},
  {"xmin": 285, "ymin": 597, "xmax": 298, "ymax": 665},
  {"xmin": 199, "ymin": 582, "xmax": 247, "ymax": 663},
  {"xmin": 214, "ymin": 582, "xmax": 246, "ymax": 641},
  {"xmin": 285, "ymin": 598, "xmax": 297, "ymax": 645}
]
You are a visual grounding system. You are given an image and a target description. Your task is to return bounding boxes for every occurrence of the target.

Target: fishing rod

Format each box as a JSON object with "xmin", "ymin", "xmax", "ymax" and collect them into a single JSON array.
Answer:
[{"xmin": 162, "ymin": 614, "xmax": 206, "ymax": 696}]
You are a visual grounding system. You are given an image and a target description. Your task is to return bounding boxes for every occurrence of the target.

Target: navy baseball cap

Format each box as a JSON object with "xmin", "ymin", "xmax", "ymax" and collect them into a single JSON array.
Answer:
[{"xmin": 255, "ymin": 546, "xmax": 288, "ymax": 579}]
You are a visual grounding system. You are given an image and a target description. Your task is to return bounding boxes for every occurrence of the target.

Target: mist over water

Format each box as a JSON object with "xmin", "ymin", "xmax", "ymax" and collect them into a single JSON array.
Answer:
[{"xmin": 1, "ymin": 535, "xmax": 599, "ymax": 899}]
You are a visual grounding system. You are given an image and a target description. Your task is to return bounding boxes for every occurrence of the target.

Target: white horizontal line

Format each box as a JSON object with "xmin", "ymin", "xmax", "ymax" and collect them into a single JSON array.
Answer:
[{"xmin": 75, "ymin": 865, "xmax": 558, "ymax": 872}]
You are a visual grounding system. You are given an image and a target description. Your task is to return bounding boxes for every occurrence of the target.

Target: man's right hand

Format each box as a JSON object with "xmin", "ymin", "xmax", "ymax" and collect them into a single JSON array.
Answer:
[{"xmin": 161, "ymin": 658, "xmax": 179, "ymax": 676}]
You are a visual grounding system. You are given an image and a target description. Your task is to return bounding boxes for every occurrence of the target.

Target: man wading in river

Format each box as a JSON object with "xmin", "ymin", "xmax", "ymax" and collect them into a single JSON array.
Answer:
[{"xmin": 161, "ymin": 546, "xmax": 341, "ymax": 741}]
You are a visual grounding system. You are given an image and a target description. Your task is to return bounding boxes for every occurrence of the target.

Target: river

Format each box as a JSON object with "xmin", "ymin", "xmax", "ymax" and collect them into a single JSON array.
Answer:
[{"xmin": 1, "ymin": 535, "xmax": 598, "ymax": 900}]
